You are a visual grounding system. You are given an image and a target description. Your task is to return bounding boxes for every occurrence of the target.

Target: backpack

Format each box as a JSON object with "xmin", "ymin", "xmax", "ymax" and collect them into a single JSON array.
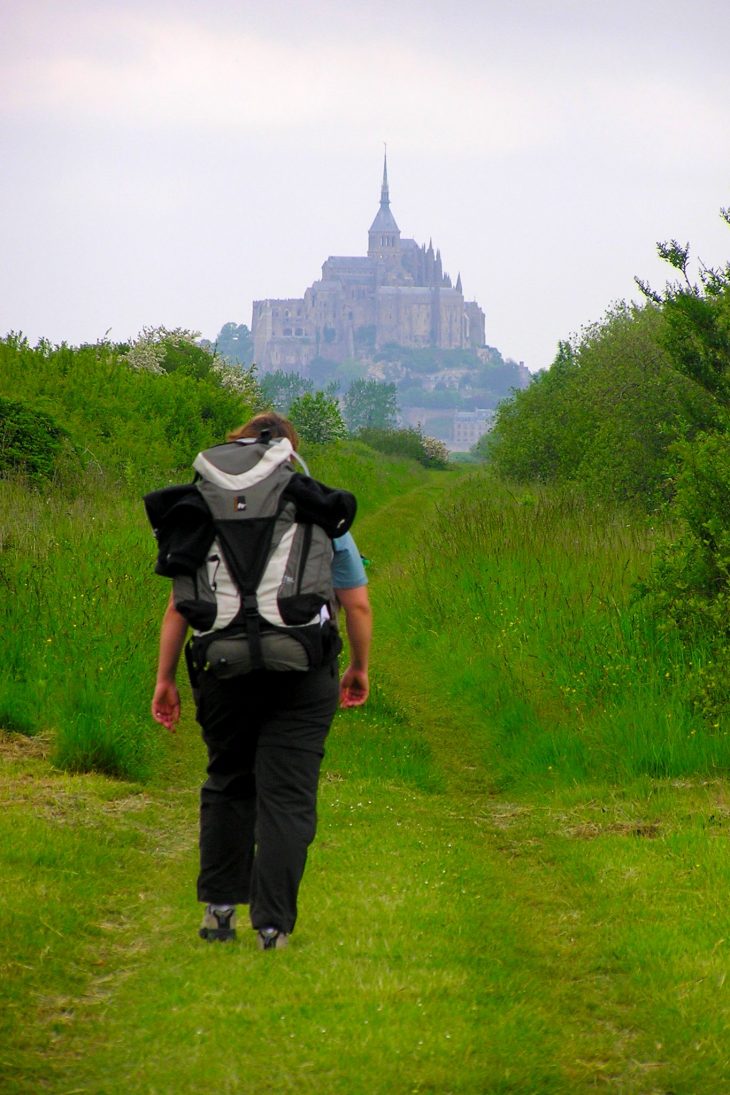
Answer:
[{"xmin": 144, "ymin": 433, "xmax": 357, "ymax": 679}]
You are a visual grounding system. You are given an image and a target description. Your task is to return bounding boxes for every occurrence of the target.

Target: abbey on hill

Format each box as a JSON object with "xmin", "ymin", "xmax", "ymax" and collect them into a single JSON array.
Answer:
[{"xmin": 252, "ymin": 157, "xmax": 486, "ymax": 373}]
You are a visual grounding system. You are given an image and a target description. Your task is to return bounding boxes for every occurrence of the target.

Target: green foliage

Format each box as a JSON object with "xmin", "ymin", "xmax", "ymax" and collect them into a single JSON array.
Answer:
[
  {"xmin": 661, "ymin": 288, "xmax": 730, "ymax": 400},
  {"xmin": 288, "ymin": 389, "xmax": 347, "ymax": 444},
  {"xmin": 343, "ymin": 378, "xmax": 398, "ymax": 432},
  {"xmin": 260, "ymin": 370, "xmax": 314, "ymax": 414},
  {"xmin": 0, "ymin": 334, "xmax": 260, "ymax": 488},
  {"xmin": 0, "ymin": 480, "xmax": 165, "ymax": 779},
  {"xmin": 123, "ymin": 326, "xmax": 212, "ymax": 378},
  {"xmin": 376, "ymin": 474, "xmax": 728, "ymax": 789},
  {"xmin": 487, "ymin": 308, "xmax": 714, "ymax": 507},
  {"xmin": 301, "ymin": 439, "xmax": 429, "ymax": 519},
  {"xmin": 213, "ymin": 321, "xmax": 254, "ymax": 366},
  {"xmin": 488, "ymin": 214, "xmax": 730, "ymax": 719},
  {"xmin": 0, "ymin": 396, "xmax": 78, "ymax": 482},
  {"xmin": 357, "ymin": 426, "xmax": 449, "ymax": 468},
  {"xmin": 641, "ymin": 427, "xmax": 730, "ymax": 720},
  {"xmin": 374, "ymin": 344, "xmax": 484, "ymax": 372},
  {"xmin": 629, "ymin": 227, "xmax": 730, "ymax": 719},
  {"xmin": 159, "ymin": 338, "xmax": 213, "ymax": 379},
  {"xmin": 357, "ymin": 426, "xmax": 425, "ymax": 462}
]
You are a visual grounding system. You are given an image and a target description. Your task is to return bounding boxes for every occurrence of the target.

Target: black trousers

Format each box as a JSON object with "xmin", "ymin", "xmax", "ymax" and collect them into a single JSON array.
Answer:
[{"xmin": 195, "ymin": 662, "xmax": 340, "ymax": 934}]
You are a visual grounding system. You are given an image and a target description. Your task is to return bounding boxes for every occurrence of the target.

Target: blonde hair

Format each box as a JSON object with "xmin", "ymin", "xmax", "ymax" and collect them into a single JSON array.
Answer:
[{"xmin": 227, "ymin": 412, "xmax": 299, "ymax": 451}]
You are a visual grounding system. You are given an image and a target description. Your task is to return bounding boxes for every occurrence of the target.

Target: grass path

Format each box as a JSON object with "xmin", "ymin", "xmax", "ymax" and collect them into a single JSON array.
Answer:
[{"xmin": 3, "ymin": 472, "xmax": 730, "ymax": 1092}]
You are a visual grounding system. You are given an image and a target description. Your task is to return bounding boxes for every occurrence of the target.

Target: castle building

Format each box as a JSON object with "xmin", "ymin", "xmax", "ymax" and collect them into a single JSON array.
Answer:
[{"xmin": 252, "ymin": 157, "xmax": 486, "ymax": 373}]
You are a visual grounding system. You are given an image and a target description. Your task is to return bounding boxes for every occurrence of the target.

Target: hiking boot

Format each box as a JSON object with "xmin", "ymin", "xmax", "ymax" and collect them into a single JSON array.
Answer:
[
  {"xmin": 257, "ymin": 927, "xmax": 288, "ymax": 951},
  {"xmin": 199, "ymin": 905, "xmax": 237, "ymax": 942}
]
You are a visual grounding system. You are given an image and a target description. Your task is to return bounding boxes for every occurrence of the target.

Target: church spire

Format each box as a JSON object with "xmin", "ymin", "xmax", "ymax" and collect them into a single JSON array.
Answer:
[
  {"xmin": 380, "ymin": 148, "xmax": 390, "ymax": 207},
  {"xmin": 368, "ymin": 147, "xmax": 400, "ymax": 257}
]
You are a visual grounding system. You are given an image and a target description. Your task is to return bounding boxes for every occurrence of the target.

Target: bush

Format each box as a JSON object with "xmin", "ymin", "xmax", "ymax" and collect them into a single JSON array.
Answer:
[
  {"xmin": 0, "ymin": 396, "xmax": 78, "ymax": 482},
  {"xmin": 640, "ymin": 427, "xmax": 730, "ymax": 719},
  {"xmin": 357, "ymin": 427, "xmax": 449, "ymax": 468},
  {"xmin": 0, "ymin": 334, "xmax": 260, "ymax": 488},
  {"xmin": 288, "ymin": 390, "xmax": 347, "ymax": 444}
]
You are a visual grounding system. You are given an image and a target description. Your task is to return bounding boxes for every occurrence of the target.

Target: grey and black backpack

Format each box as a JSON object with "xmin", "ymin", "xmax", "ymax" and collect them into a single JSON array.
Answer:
[{"xmin": 144, "ymin": 432, "xmax": 357, "ymax": 679}]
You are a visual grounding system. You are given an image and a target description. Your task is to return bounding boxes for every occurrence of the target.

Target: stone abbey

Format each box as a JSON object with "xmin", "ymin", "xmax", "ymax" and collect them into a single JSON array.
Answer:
[{"xmin": 252, "ymin": 157, "xmax": 486, "ymax": 373}]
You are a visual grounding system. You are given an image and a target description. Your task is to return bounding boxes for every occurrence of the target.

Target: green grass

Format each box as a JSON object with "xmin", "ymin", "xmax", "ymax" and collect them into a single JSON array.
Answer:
[
  {"xmin": 302, "ymin": 437, "xmax": 436, "ymax": 519},
  {"xmin": 369, "ymin": 474, "xmax": 728, "ymax": 792},
  {"xmin": 3, "ymin": 455, "xmax": 730, "ymax": 1091},
  {"xmin": 0, "ymin": 476, "xmax": 167, "ymax": 779},
  {"xmin": 4, "ymin": 725, "xmax": 730, "ymax": 1091}
]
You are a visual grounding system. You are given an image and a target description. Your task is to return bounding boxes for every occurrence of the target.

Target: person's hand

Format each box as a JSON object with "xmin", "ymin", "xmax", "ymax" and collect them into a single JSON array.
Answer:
[
  {"xmin": 151, "ymin": 680, "xmax": 181, "ymax": 732},
  {"xmin": 340, "ymin": 666, "xmax": 369, "ymax": 708}
]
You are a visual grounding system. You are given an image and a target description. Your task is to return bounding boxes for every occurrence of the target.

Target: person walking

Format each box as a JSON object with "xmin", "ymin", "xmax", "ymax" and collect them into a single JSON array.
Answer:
[{"xmin": 149, "ymin": 413, "xmax": 371, "ymax": 950}]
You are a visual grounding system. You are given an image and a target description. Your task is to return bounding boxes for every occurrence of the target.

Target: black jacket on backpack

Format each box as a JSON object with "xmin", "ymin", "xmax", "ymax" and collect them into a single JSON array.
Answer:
[
  {"xmin": 144, "ymin": 439, "xmax": 357, "ymax": 675},
  {"xmin": 144, "ymin": 472, "xmax": 356, "ymax": 579}
]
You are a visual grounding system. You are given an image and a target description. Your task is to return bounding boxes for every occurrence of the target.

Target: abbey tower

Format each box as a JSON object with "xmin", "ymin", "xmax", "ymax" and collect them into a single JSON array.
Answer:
[{"xmin": 251, "ymin": 157, "xmax": 486, "ymax": 373}]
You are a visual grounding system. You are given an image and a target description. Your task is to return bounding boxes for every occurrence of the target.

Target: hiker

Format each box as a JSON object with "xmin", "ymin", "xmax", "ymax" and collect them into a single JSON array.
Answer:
[{"xmin": 147, "ymin": 412, "xmax": 371, "ymax": 950}]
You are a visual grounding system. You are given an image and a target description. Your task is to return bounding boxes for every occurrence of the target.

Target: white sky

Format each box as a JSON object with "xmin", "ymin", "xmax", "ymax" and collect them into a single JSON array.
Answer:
[{"xmin": 2, "ymin": 0, "xmax": 729, "ymax": 371}]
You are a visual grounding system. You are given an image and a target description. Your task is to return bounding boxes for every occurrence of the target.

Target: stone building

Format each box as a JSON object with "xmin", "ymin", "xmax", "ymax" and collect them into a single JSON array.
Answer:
[
  {"xmin": 252, "ymin": 157, "xmax": 486, "ymax": 372},
  {"xmin": 452, "ymin": 409, "xmax": 494, "ymax": 451}
]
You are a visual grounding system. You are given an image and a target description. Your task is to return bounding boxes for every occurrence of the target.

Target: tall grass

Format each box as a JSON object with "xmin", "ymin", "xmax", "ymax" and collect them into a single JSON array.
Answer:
[
  {"xmin": 0, "ymin": 475, "xmax": 166, "ymax": 779},
  {"xmin": 375, "ymin": 475, "xmax": 728, "ymax": 789},
  {"xmin": 301, "ymin": 438, "xmax": 432, "ymax": 518}
]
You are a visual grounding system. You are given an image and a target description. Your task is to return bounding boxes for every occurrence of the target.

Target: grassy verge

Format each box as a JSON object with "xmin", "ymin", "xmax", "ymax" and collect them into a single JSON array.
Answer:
[
  {"xmin": 0, "ymin": 477, "xmax": 167, "ymax": 778},
  {"xmin": 370, "ymin": 474, "xmax": 728, "ymax": 792}
]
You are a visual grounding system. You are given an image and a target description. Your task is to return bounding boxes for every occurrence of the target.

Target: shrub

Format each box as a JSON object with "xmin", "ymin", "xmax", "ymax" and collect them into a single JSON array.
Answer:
[
  {"xmin": 0, "ymin": 334, "xmax": 261, "ymax": 488},
  {"xmin": 0, "ymin": 396, "xmax": 77, "ymax": 482},
  {"xmin": 289, "ymin": 390, "xmax": 347, "ymax": 444},
  {"xmin": 640, "ymin": 427, "xmax": 730, "ymax": 718},
  {"xmin": 357, "ymin": 426, "xmax": 449, "ymax": 468}
]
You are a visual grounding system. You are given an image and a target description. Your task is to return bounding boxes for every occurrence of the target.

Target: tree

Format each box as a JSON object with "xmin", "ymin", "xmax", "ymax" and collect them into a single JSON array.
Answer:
[
  {"xmin": 124, "ymin": 326, "xmax": 212, "ymax": 379},
  {"xmin": 343, "ymin": 379, "xmax": 398, "ymax": 433},
  {"xmin": 214, "ymin": 322, "xmax": 254, "ymax": 366},
  {"xmin": 260, "ymin": 371, "xmax": 313, "ymax": 414},
  {"xmin": 288, "ymin": 390, "xmax": 347, "ymax": 444},
  {"xmin": 486, "ymin": 304, "xmax": 715, "ymax": 507}
]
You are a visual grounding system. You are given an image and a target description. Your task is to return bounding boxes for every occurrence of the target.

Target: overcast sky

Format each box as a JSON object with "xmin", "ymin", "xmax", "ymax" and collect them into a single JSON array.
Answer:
[{"xmin": 2, "ymin": 0, "xmax": 730, "ymax": 372}]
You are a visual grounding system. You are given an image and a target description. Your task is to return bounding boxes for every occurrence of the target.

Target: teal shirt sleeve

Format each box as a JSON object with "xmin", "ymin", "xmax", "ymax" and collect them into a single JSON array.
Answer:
[{"xmin": 332, "ymin": 532, "xmax": 368, "ymax": 589}]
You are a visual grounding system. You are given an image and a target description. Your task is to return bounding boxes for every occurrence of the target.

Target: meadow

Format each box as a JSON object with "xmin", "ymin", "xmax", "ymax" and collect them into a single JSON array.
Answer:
[{"xmin": 2, "ymin": 437, "xmax": 730, "ymax": 1091}]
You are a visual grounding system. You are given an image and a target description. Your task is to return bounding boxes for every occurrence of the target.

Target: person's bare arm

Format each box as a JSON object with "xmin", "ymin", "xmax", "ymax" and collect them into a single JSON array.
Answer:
[
  {"xmin": 151, "ymin": 593, "xmax": 188, "ymax": 732},
  {"xmin": 336, "ymin": 585, "xmax": 372, "ymax": 708}
]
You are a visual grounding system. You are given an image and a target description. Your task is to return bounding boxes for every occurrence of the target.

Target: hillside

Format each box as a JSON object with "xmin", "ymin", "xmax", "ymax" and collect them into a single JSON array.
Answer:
[{"xmin": 208, "ymin": 320, "xmax": 530, "ymax": 448}]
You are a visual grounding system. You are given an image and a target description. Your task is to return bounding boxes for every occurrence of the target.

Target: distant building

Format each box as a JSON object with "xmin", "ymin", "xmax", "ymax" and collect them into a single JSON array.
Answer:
[
  {"xmin": 452, "ymin": 409, "xmax": 494, "ymax": 451},
  {"xmin": 252, "ymin": 156, "xmax": 486, "ymax": 372}
]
